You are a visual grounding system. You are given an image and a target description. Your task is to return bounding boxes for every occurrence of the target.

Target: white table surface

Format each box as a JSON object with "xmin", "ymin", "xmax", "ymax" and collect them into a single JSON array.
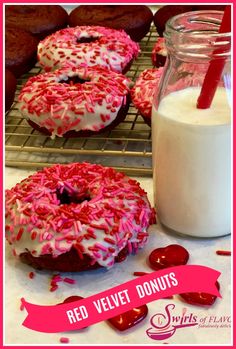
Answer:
[{"xmin": 4, "ymin": 167, "xmax": 232, "ymax": 345}]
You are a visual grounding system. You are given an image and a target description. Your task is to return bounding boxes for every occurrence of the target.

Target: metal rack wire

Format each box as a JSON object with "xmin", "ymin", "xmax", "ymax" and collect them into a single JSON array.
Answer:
[{"xmin": 5, "ymin": 25, "xmax": 159, "ymax": 176}]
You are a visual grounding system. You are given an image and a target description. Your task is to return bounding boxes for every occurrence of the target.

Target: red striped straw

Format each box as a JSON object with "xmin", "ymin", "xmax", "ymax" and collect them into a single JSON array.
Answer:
[{"xmin": 197, "ymin": 6, "xmax": 231, "ymax": 109}]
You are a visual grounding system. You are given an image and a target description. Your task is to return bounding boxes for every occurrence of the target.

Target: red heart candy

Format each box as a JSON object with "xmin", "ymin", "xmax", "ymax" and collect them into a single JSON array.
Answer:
[
  {"xmin": 149, "ymin": 244, "xmax": 189, "ymax": 270},
  {"xmin": 108, "ymin": 305, "xmax": 148, "ymax": 331},
  {"xmin": 179, "ymin": 281, "xmax": 220, "ymax": 306},
  {"xmin": 59, "ymin": 295, "xmax": 84, "ymax": 304},
  {"xmin": 58, "ymin": 296, "xmax": 87, "ymax": 329}
]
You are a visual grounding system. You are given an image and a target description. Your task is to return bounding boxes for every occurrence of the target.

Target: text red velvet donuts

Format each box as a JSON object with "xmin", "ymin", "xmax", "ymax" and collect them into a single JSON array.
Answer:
[
  {"xmin": 131, "ymin": 68, "xmax": 164, "ymax": 126},
  {"xmin": 18, "ymin": 65, "xmax": 132, "ymax": 138},
  {"xmin": 37, "ymin": 26, "xmax": 140, "ymax": 74},
  {"xmin": 5, "ymin": 163, "xmax": 155, "ymax": 272}
]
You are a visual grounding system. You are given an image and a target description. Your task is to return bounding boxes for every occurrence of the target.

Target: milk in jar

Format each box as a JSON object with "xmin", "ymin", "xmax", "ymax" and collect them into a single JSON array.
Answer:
[{"xmin": 152, "ymin": 86, "xmax": 231, "ymax": 237}]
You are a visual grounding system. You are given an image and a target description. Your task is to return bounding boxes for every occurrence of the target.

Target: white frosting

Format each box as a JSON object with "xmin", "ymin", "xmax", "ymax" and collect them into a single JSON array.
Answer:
[
  {"xmin": 18, "ymin": 66, "xmax": 132, "ymax": 138},
  {"xmin": 38, "ymin": 26, "xmax": 140, "ymax": 73},
  {"xmin": 6, "ymin": 163, "xmax": 154, "ymax": 268}
]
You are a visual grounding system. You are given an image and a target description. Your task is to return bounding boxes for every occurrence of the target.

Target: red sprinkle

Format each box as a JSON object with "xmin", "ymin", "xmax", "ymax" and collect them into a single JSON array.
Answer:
[
  {"xmin": 20, "ymin": 298, "xmax": 25, "ymax": 311},
  {"xmin": 16, "ymin": 227, "xmax": 24, "ymax": 241},
  {"xmin": 60, "ymin": 337, "xmax": 70, "ymax": 343},
  {"xmin": 29, "ymin": 271, "xmax": 35, "ymax": 279},
  {"xmin": 63, "ymin": 277, "xmax": 76, "ymax": 285},
  {"xmin": 133, "ymin": 272, "xmax": 149, "ymax": 276},
  {"xmin": 216, "ymin": 250, "xmax": 231, "ymax": 256},
  {"xmin": 50, "ymin": 285, "xmax": 58, "ymax": 292}
]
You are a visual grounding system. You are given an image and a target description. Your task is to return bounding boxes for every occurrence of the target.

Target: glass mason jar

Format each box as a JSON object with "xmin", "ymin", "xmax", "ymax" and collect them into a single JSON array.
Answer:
[{"xmin": 152, "ymin": 11, "xmax": 231, "ymax": 238}]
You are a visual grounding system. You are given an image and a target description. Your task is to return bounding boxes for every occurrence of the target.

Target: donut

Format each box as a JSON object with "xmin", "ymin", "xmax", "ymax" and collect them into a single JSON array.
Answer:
[
  {"xmin": 5, "ymin": 69, "xmax": 17, "ymax": 112},
  {"xmin": 5, "ymin": 5, "xmax": 68, "ymax": 40},
  {"xmin": 68, "ymin": 5, "xmax": 153, "ymax": 42},
  {"xmin": 131, "ymin": 68, "xmax": 163, "ymax": 126},
  {"xmin": 5, "ymin": 26, "xmax": 38, "ymax": 77},
  {"xmin": 151, "ymin": 37, "xmax": 167, "ymax": 68},
  {"xmin": 154, "ymin": 5, "xmax": 226, "ymax": 36},
  {"xmin": 37, "ymin": 26, "xmax": 140, "ymax": 74},
  {"xmin": 18, "ymin": 65, "xmax": 132, "ymax": 138},
  {"xmin": 5, "ymin": 162, "xmax": 155, "ymax": 272}
]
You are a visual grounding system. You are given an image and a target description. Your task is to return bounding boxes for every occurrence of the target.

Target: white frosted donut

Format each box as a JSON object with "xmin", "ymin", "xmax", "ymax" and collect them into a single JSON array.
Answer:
[
  {"xmin": 38, "ymin": 26, "xmax": 140, "ymax": 73},
  {"xmin": 5, "ymin": 163, "xmax": 155, "ymax": 271},
  {"xmin": 18, "ymin": 65, "xmax": 132, "ymax": 138},
  {"xmin": 131, "ymin": 68, "xmax": 164, "ymax": 125},
  {"xmin": 151, "ymin": 37, "xmax": 167, "ymax": 67}
]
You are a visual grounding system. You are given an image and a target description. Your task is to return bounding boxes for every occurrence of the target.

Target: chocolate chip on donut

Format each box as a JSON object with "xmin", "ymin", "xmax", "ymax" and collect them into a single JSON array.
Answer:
[{"xmin": 5, "ymin": 163, "xmax": 156, "ymax": 272}]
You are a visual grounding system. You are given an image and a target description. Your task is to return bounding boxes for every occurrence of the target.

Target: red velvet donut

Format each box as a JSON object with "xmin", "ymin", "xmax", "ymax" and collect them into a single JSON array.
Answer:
[
  {"xmin": 152, "ymin": 37, "xmax": 167, "ymax": 68},
  {"xmin": 19, "ymin": 65, "xmax": 132, "ymax": 138},
  {"xmin": 154, "ymin": 5, "xmax": 226, "ymax": 37},
  {"xmin": 38, "ymin": 26, "xmax": 140, "ymax": 74},
  {"xmin": 5, "ymin": 163, "xmax": 155, "ymax": 272},
  {"xmin": 131, "ymin": 68, "xmax": 164, "ymax": 126},
  {"xmin": 5, "ymin": 5, "xmax": 68, "ymax": 40}
]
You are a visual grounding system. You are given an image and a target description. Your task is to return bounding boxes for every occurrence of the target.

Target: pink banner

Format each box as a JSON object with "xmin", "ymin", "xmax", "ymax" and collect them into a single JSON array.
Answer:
[{"xmin": 22, "ymin": 265, "xmax": 221, "ymax": 333}]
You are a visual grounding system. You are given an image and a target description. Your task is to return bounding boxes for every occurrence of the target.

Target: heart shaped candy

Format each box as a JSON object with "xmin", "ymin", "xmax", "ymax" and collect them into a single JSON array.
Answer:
[
  {"xmin": 149, "ymin": 244, "xmax": 189, "ymax": 270},
  {"xmin": 108, "ymin": 305, "xmax": 148, "ymax": 331},
  {"xmin": 59, "ymin": 295, "xmax": 84, "ymax": 304},
  {"xmin": 179, "ymin": 281, "xmax": 220, "ymax": 306}
]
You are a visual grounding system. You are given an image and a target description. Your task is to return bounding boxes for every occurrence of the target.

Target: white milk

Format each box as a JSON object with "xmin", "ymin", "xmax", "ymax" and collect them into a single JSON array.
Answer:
[{"xmin": 152, "ymin": 87, "xmax": 231, "ymax": 237}]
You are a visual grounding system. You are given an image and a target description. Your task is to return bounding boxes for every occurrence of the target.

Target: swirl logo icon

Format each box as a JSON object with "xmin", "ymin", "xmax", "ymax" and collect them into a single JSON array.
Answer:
[{"xmin": 146, "ymin": 304, "xmax": 198, "ymax": 340}]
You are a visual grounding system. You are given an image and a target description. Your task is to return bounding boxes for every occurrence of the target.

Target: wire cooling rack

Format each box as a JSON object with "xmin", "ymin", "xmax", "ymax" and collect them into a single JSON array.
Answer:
[{"xmin": 5, "ymin": 25, "xmax": 160, "ymax": 176}]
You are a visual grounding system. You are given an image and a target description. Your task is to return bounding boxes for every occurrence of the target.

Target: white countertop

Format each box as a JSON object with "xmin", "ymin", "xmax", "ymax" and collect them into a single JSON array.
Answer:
[{"xmin": 4, "ymin": 166, "xmax": 232, "ymax": 345}]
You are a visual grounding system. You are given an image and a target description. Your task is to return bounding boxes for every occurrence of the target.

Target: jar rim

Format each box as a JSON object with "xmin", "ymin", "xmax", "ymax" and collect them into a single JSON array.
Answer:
[{"xmin": 164, "ymin": 10, "xmax": 231, "ymax": 39}]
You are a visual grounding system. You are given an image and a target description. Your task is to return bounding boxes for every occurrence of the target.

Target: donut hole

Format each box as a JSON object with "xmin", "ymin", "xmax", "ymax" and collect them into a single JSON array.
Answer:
[
  {"xmin": 76, "ymin": 36, "xmax": 100, "ymax": 44},
  {"xmin": 59, "ymin": 76, "xmax": 90, "ymax": 85},
  {"xmin": 56, "ymin": 188, "xmax": 91, "ymax": 205}
]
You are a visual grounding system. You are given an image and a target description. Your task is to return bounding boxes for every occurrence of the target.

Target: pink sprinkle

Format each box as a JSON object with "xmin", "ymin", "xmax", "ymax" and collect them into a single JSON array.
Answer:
[
  {"xmin": 95, "ymin": 242, "xmax": 108, "ymax": 252},
  {"xmin": 52, "ymin": 274, "xmax": 63, "ymax": 283},
  {"xmin": 93, "ymin": 251, "xmax": 102, "ymax": 259},
  {"xmin": 60, "ymin": 337, "xmax": 70, "ymax": 343},
  {"xmin": 63, "ymin": 277, "xmax": 76, "ymax": 285}
]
